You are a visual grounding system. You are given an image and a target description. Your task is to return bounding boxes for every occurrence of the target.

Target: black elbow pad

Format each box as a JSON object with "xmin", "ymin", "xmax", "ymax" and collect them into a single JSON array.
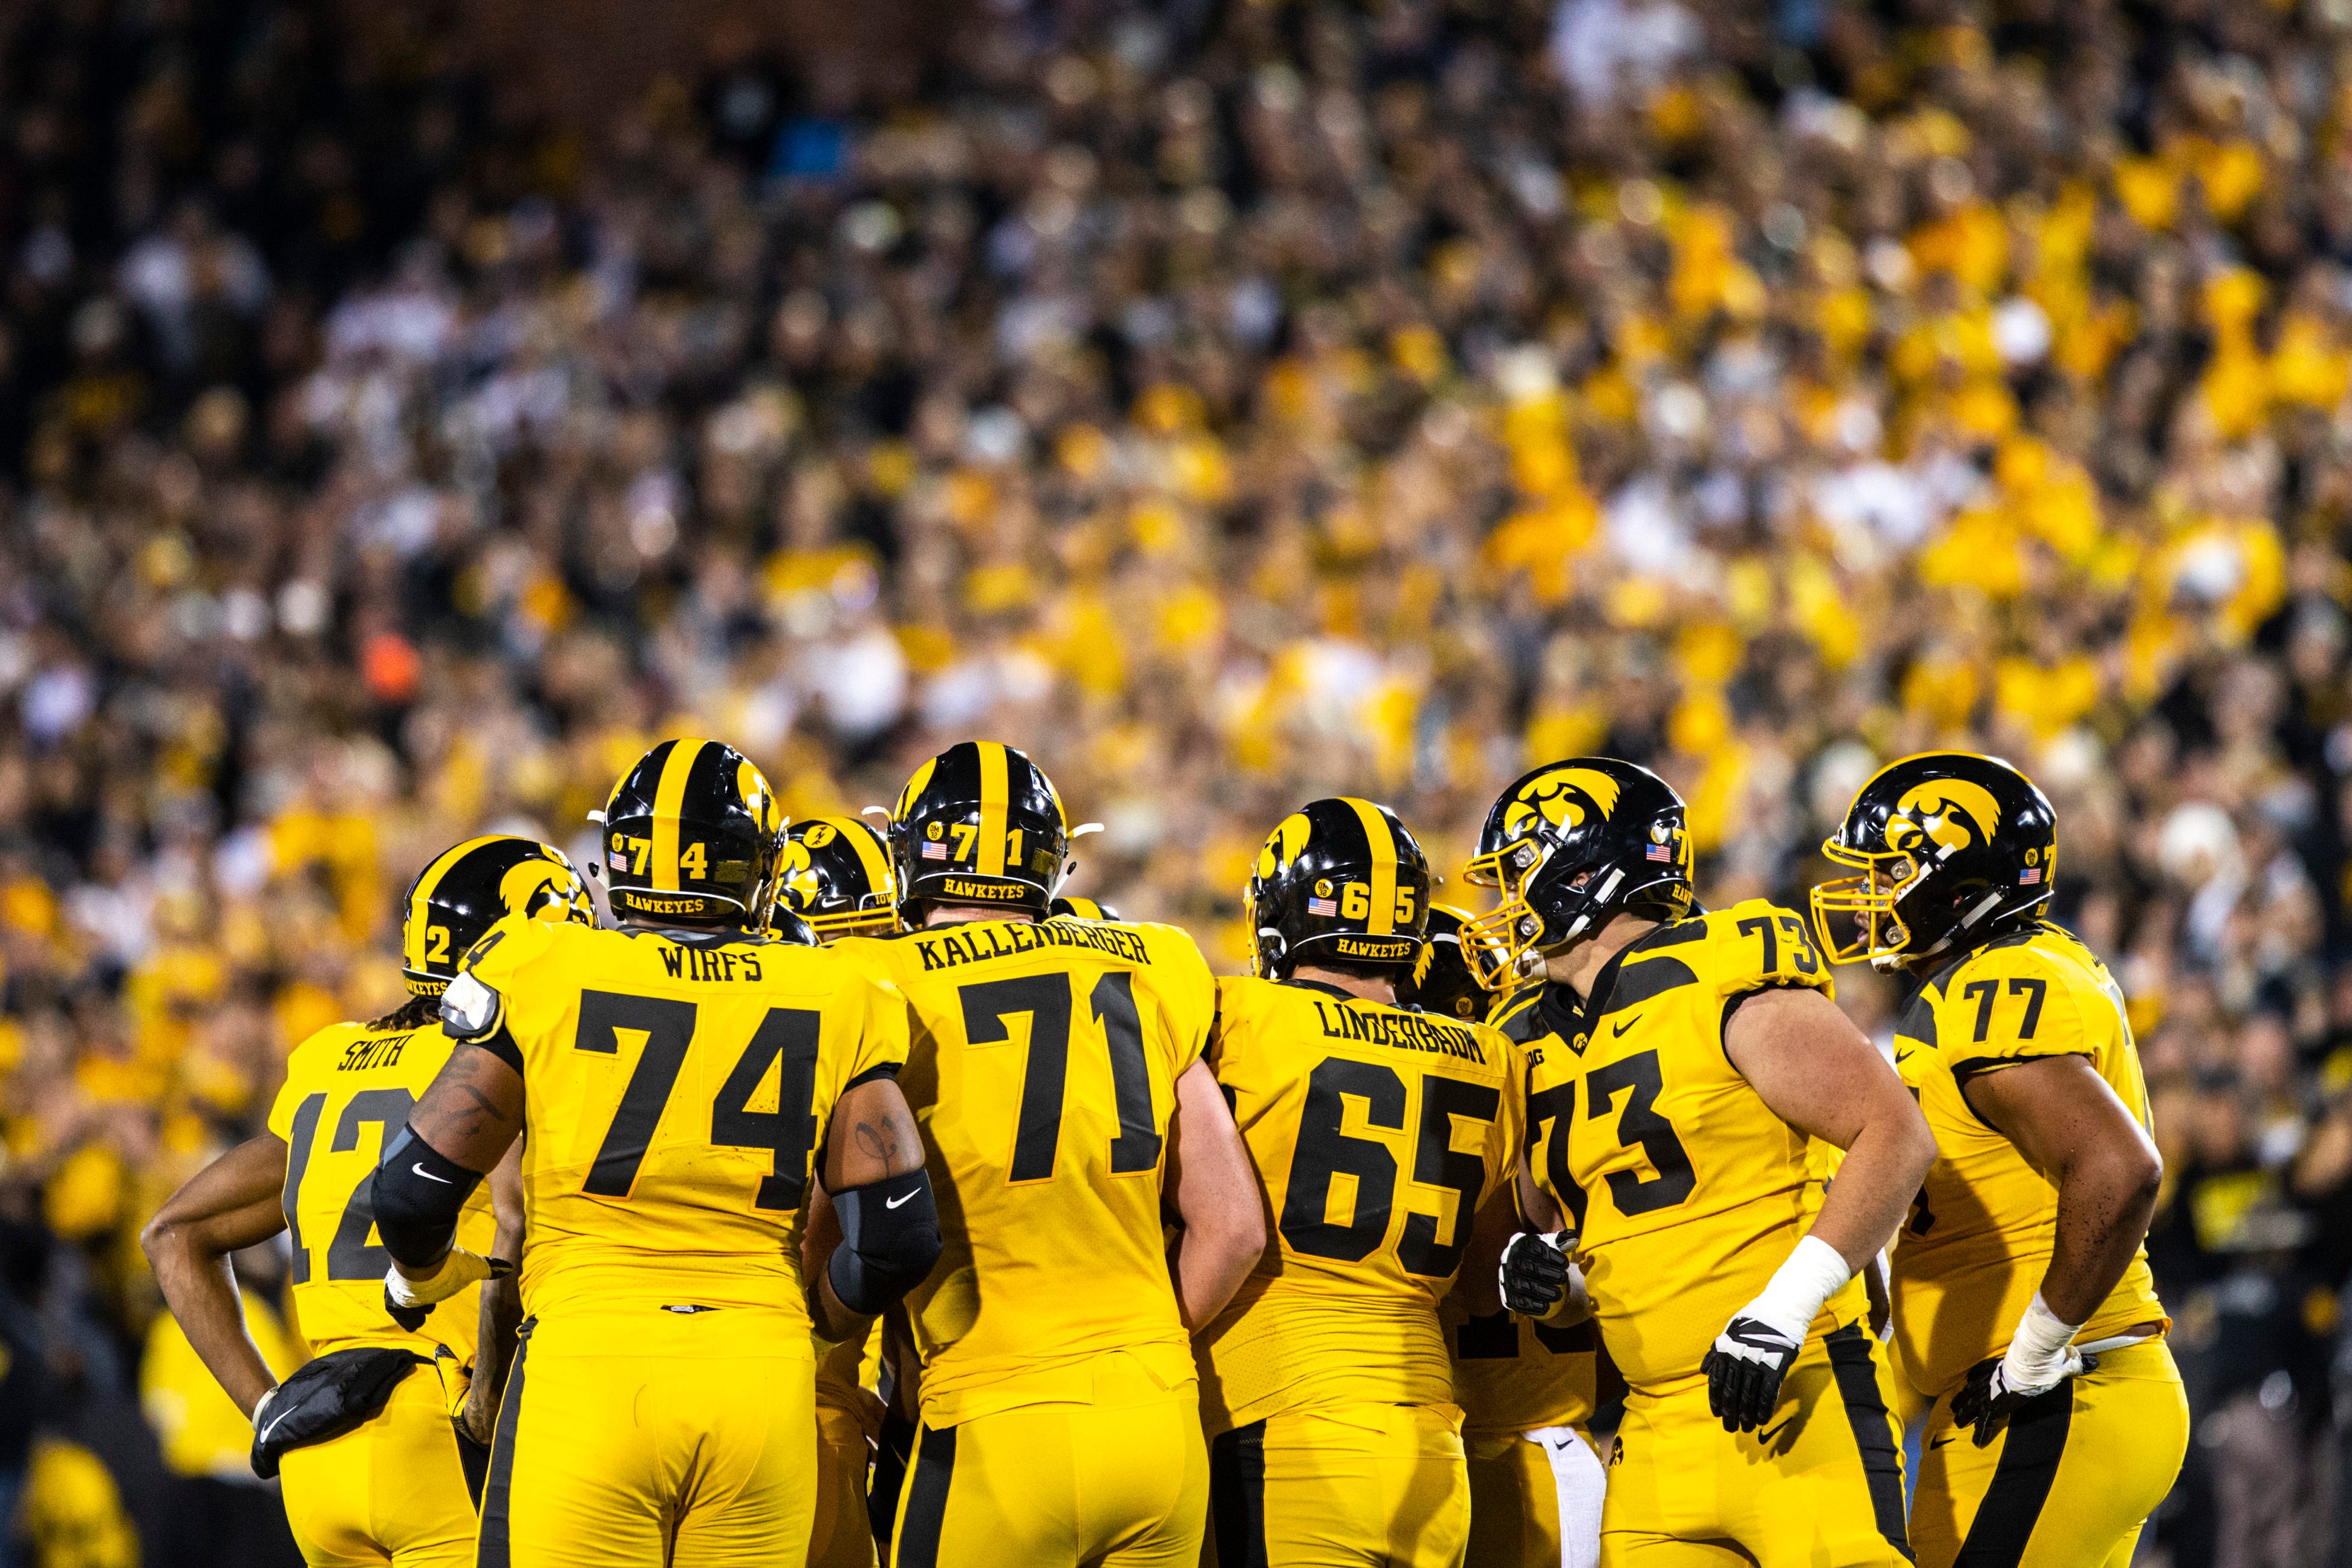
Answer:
[
  {"xmin": 372, "ymin": 1124, "xmax": 485, "ymax": 1269},
  {"xmin": 826, "ymin": 1169, "xmax": 942, "ymax": 1316}
]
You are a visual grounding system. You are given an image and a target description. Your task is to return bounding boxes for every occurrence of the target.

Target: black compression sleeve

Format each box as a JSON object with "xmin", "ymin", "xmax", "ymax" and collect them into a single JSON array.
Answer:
[
  {"xmin": 826, "ymin": 1169, "xmax": 943, "ymax": 1316},
  {"xmin": 373, "ymin": 1124, "xmax": 486, "ymax": 1268}
]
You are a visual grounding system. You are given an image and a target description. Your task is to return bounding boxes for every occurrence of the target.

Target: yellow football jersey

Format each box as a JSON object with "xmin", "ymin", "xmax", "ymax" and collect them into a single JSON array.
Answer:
[
  {"xmin": 838, "ymin": 914, "xmax": 1216, "ymax": 1426},
  {"xmin": 455, "ymin": 914, "xmax": 909, "ymax": 1326},
  {"xmin": 268, "ymin": 1015, "xmax": 497, "ymax": 1359},
  {"xmin": 1196, "ymin": 976, "xmax": 1521, "ymax": 1434},
  {"xmin": 1892, "ymin": 920, "xmax": 2169, "ymax": 1397},
  {"xmin": 1511, "ymin": 900, "xmax": 1869, "ymax": 1398}
]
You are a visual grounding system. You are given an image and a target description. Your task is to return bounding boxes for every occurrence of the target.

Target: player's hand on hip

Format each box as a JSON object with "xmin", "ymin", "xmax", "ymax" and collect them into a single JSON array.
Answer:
[
  {"xmin": 1702, "ymin": 1306, "xmax": 1806, "ymax": 1433},
  {"xmin": 1950, "ymin": 1345, "xmax": 2096, "ymax": 1447},
  {"xmin": 1499, "ymin": 1230, "xmax": 1581, "ymax": 1319},
  {"xmin": 382, "ymin": 1249, "xmax": 512, "ymax": 1330}
]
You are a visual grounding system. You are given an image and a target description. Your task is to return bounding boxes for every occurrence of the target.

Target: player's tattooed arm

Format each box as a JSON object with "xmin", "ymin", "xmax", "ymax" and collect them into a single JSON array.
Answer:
[
  {"xmin": 408, "ymin": 1041, "xmax": 525, "ymax": 1174},
  {"xmin": 140, "ymin": 1134, "xmax": 293, "ymax": 1419},
  {"xmin": 464, "ymin": 1138, "xmax": 527, "ymax": 1446},
  {"xmin": 822, "ymin": 1076, "xmax": 925, "ymax": 1191},
  {"xmin": 809, "ymin": 1075, "xmax": 938, "ymax": 1342},
  {"xmin": 1167, "ymin": 1059, "xmax": 1266, "ymax": 1332}
]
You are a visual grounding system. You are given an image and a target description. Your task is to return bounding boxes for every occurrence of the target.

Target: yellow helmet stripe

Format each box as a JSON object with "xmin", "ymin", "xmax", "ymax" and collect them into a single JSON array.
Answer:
[
  {"xmin": 976, "ymin": 741, "xmax": 1011, "ymax": 876},
  {"xmin": 896, "ymin": 756, "xmax": 937, "ymax": 821},
  {"xmin": 651, "ymin": 738, "xmax": 707, "ymax": 890},
  {"xmin": 1341, "ymin": 797, "xmax": 1398, "ymax": 936},
  {"xmin": 406, "ymin": 835, "xmax": 498, "ymax": 970},
  {"xmin": 839, "ymin": 819, "xmax": 894, "ymax": 898}
]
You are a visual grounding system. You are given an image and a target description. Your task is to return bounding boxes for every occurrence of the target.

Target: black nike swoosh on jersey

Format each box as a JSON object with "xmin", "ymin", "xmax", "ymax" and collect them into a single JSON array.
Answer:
[
  {"xmin": 1928, "ymin": 1433, "xmax": 1956, "ymax": 1449},
  {"xmin": 1611, "ymin": 1015, "xmax": 1640, "ymax": 1037},
  {"xmin": 1894, "ymin": 1049, "xmax": 1915, "ymax": 1064},
  {"xmin": 1756, "ymin": 1416, "xmax": 1796, "ymax": 1446}
]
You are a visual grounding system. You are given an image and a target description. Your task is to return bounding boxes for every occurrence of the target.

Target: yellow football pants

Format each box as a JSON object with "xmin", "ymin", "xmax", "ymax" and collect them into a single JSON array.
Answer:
[
  {"xmin": 1207, "ymin": 1404, "xmax": 1470, "ymax": 1568},
  {"xmin": 278, "ymin": 1365, "xmax": 481, "ymax": 1567},
  {"xmin": 1909, "ymin": 1339, "xmax": 2187, "ymax": 1568},
  {"xmin": 812, "ymin": 1407, "xmax": 878, "ymax": 1568},
  {"xmin": 1464, "ymin": 1426, "xmax": 1604, "ymax": 1568},
  {"xmin": 477, "ymin": 1313, "xmax": 817, "ymax": 1568},
  {"xmin": 1601, "ymin": 1324, "xmax": 1910, "ymax": 1568},
  {"xmin": 888, "ymin": 1355, "xmax": 1207, "ymax": 1568}
]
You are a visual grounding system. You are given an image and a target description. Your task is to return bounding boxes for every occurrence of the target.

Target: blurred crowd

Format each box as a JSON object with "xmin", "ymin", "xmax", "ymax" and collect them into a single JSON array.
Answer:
[{"xmin": 0, "ymin": 0, "xmax": 2348, "ymax": 1561}]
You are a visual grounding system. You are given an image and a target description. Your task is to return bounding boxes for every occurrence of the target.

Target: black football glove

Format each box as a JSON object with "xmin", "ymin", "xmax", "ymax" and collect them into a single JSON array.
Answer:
[
  {"xmin": 1498, "ymin": 1230, "xmax": 1577, "ymax": 1319},
  {"xmin": 1948, "ymin": 1348, "xmax": 2097, "ymax": 1447},
  {"xmin": 1702, "ymin": 1313, "xmax": 1806, "ymax": 1433}
]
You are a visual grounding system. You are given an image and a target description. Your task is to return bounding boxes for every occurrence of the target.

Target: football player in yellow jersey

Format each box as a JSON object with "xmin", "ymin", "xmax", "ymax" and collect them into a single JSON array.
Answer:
[
  {"xmin": 835, "ymin": 741, "xmax": 1263, "ymax": 1568},
  {"xmin": 374, "ymin": 739, "xmax": 940, "ymax": 1568},
  {"xmin": 1199, "ymin": 801, "xmax": 1521, "ymax": 1568},
  {"xmin": 142, "ymin": 834, "xmax": 593, "ymax": 1566},
  {"xmin": 779, "ymin": 813, "xmax": 904, "ymax": 1568},
  {"xmin": 1468, "ymin": 759, "xmax": 1937, "ymax": 1568},
  {"xmin": 1402, "ymin": 906, "xmax": 1603, "ymax": 1568},
  {"xmin": 1813, "ymin": 753, "xmax": 2184, "ymax": 1568}
]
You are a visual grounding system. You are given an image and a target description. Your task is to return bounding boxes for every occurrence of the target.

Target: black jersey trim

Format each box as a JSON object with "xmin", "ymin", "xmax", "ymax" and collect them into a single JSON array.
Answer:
[
  {"xmin": 1949, "ymin": 1051, "xmax": 2092, "ymax": 1133},
  {"xmin": 1630, "ymin": 918, "xmax": 1710, "ymax": 951},
  {"xmin": 843, "ymin": 1062, "xmax": 903, "ymax": 1093},
  {"xmin": 1897, "ymin": 990, "xmax": 1939, "ymax": 1050},
  {"xmin": 1209, "ymin": 1420, "xmax": 1271, "ymax": 1568},
  {"xmin": 1276, "ymin": 977, "xmax": 1356, "ymax": 1001},
  {"xmin": 1826, "ymin": 1323, "xmax": 1915, "ymax": 1561},
  {"xmin": 474, "ymin": 1319, "xmax": 532, "ymax": 1568},
  {"xmin": 1951, "ymin": 1376, "xmax": 2074, "ymax": 1567},
  {"xmin": 1719, "ymin": 980, "xmax": 1814, "ymax": 1067},
  {"xmin": 1606, "ymin": 955, "xmax": 1699, "ymax": 1013},
  {"xmin": 894, "ymin": 1420, "xmax": 956, "ymax": 1567},
  {"xmin": 463, "ymin": 1023, "xmax": 525, "ymax": 1078}
]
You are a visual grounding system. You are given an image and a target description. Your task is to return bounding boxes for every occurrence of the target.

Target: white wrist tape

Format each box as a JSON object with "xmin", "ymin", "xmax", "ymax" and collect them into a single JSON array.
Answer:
[
  {"xmin": 2001, "ymin": 1292, "xmax": 2082, "ymax": 1387},
  {"xmin": 1745, "ymin": 1234, "xmax": 1852, "ymax": 1339}
]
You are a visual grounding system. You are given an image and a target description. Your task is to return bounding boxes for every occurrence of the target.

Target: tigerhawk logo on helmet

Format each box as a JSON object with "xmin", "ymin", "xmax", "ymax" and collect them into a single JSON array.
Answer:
[
  {"xmin": 1811, "ymin": 752, "xmax": 2057, "ymax": 970},
  {"xmin": 1461, "ymin": 758, "xmax": 1693, "ymax": 991}
]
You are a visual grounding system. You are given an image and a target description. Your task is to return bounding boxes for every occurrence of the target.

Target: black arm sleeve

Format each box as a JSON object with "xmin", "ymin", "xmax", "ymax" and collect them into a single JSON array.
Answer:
[
  {"xmin": 373, "ymin": 1124, "xmax": 486, "ymax": 1269},
  {"xmin": 826, "ymin": 1169, "xmax": 943, "ymax": 1316}
]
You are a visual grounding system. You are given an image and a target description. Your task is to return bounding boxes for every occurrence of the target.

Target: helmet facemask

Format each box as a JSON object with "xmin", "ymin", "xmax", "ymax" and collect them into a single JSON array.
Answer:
[
  {"xmin": 1460, "ymin": 836, "xmax": 1556, "ymax": 991},
  {"xmin": 1810, "ymin": 841, "xmax": 1924, "ymax": 971}
]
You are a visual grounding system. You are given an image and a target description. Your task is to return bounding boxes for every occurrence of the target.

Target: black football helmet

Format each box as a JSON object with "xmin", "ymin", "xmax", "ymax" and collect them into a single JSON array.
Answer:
[
  {"xmin": 890, "ymin": 741, "xmax": 1077, "ymax": 919},
  {"xmin": 1462, "ymin": 758, "xmax": 1694, "ymax": 991},
  {"xmin": 1050, "ymin": 896, "xmax": 1121, "ymax": 920},
  {"xmin": 596, "ymin": 738, "xmax": 787, "ymax": 930},
  {"xmin": 1395, "ymin": 903, "xmax": 1485, "ymax": 1020},
  {"xmin": 1812, "ymin": 751, "xmax": 2057, "ymax": 970},
  {"xmin": 400, "ymin": 836, "xmax": 593, "ymax": 995},
  {"xmin": 778, "ymin": 815, "xmax": 899, "ymax": 940},
  {"xmin": 1246, "ymin": 797, "xmax": 1432, "ymax": 979}
]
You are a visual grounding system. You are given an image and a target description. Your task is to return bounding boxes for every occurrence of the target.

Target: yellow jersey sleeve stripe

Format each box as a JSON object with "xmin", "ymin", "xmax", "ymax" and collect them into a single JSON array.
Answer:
[
  {"xmin": 977, "ymin": 741, "xmax": 1010, "ymax": 876},
  {"xmin": 650, "ymin": 738, "xmax": 706, "ymax": 890},
  {"xmin": 1341, "ymin": 796, "xmax": 1398, "ymax": 935},
  {"xmin": 897, "ymin": 756, "xmax": 937, "ymax": 819},
  {"xmin": 844, "ymin": 819, "xmax": 893, "ymax": 894}
]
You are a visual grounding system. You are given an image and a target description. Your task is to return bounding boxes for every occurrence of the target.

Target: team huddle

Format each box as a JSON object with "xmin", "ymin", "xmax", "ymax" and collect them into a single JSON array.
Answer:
[{"xmin": 136, "ymin": 735, "xmax": 2189, "ymax": 1568}]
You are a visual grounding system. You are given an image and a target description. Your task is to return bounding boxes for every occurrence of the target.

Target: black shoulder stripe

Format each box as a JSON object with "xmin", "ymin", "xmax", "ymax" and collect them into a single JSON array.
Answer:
[
  {"xmin": 1492, "ymin": 989, "xmax": 1546, "ymax": 1043},
  {"xmin": 1606, "ymin": 955, "xmax": 1699, "ymax": 1012},
  {"xmin": 1632, "ymin": 919, "xmax": 1709, "ymax": 951},
  {"xmin": 1897, "ymin": 992, "xmax": 1938, "ymax": 1048},
  {"xmin": 464, "ymin": 1023, "xmax": 525, "ymax": 1078}
]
